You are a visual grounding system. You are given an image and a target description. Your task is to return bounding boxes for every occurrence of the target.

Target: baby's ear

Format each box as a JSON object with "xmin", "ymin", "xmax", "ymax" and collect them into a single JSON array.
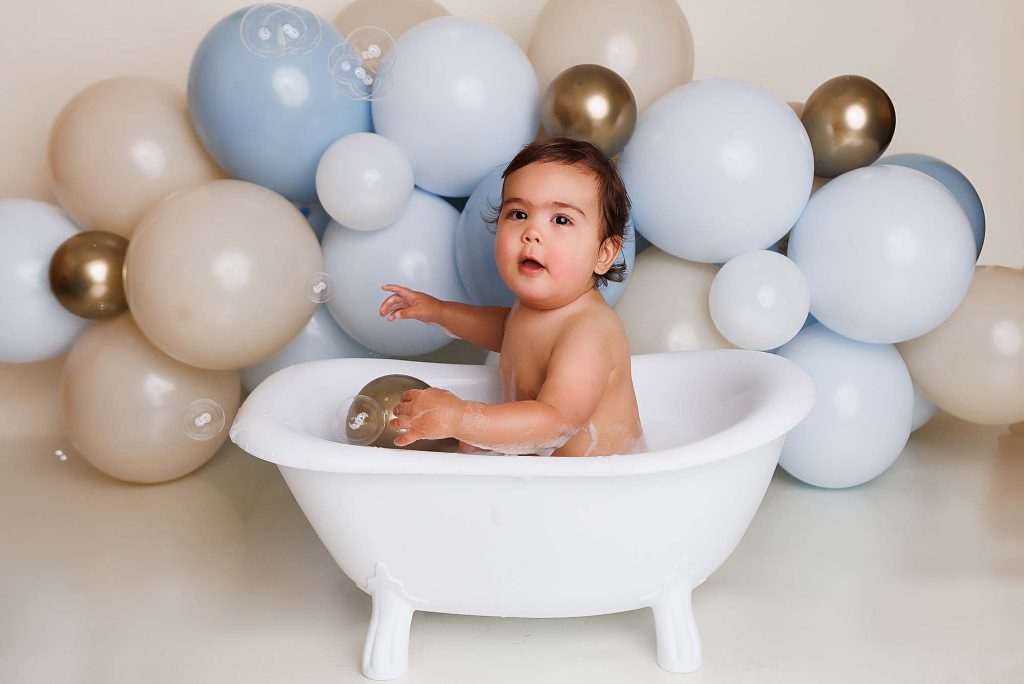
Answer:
[{"xmin": 595, "ymin": 236, "xmax": 622, "ymax": 275}]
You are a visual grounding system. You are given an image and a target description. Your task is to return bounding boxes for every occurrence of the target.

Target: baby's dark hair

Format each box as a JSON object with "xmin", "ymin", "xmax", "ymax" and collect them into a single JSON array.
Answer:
[{"xmin": 483, "ymin": 137, "xmax": 631, "ymax": 290}]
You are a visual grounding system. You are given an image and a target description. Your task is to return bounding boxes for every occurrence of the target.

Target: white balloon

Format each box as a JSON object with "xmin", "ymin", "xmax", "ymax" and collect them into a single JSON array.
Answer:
[
  {"xmin": 612, "ymin": 247, "xmax": 734, "ymax": 354},
  {"xmin": 371, "ymin": 16, "xmax": 539, "ymax": 197},
  {"xmin": 619, "ymin": 78, "xmax": 813, "ymax": 263},
  {"xmin": 322, "ymin": 188, "xmax": 470, "ymax": 356},
  {"xmin": 241, "ymin": 305, "xmax": 378, "ymax": 392},
  {"xmin": 315, "ymin": 132, "xmax": 414, "ymax": 231},
  {"xmin": 709, "ymin": 250, "xmax": 809, "ymax": 351},
  {"xmin": 787, "ymin": 165, "xmax": 976, "ymax": 343},
  {"xmin": 0, "ymin": 200, "xmax": 88, "ymax": 363},
  {"xmin": 775, "ymin": 323, "xmax": 914, "ymax": 489}
]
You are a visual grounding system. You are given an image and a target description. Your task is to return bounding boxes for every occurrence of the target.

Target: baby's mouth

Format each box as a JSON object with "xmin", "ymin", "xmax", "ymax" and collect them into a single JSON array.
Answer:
[{"xmin": 518, "ymin": 256, "xmax": 545, "ymax": 273}]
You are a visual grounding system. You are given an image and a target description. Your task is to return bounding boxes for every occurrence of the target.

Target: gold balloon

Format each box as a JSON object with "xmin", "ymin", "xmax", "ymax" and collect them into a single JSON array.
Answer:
[
  {"xmin": 541, "ymin": 64, "xmax": 638, "ymax": 158},
  {"xmin": 350, "ymin": 374, "xmax": 458, "ymax": 451},
  {"xmin": 788, "ymin": 101, "xmax": 832, "ymax": 196},
  {"xmin": 800, "ymin": 75, "xmax": 896, "ymax": 178},
  {"xmin": 48, "ymin": 230, "xmax": 128, "ymax": 319}
]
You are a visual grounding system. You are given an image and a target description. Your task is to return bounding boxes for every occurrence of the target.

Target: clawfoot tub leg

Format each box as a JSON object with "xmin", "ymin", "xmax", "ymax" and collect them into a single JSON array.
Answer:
[
  {"xmin": 650, "ymin": 583, "xmax": 702, "ymax": 673},
  {"xmin": 361, "ymin": 587, "xmax": 415, "ymax": 681}
]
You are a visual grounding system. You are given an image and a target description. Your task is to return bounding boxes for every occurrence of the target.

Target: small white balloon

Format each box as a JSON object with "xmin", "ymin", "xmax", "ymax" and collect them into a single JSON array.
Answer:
[
  {"xmin": 0, "ymin": 200, "xmax": 88, "ymax": 363},
  {"xmin": 709, "ymin": 250, "xmax": 809, "ymax": 351},
  {"xmin": 315, "ymin": 132, "xmax": 414, "ymax": 231}
]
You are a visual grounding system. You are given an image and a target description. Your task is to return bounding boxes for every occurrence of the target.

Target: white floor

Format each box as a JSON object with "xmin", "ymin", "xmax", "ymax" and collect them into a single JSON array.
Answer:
[{"xmin": 3, "ymin": 412, "xmax": 1022, "ymax": 684}]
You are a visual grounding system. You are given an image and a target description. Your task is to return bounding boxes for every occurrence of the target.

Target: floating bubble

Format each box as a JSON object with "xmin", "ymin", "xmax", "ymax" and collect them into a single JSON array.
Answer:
[
  {"xmin": 55, "ymin": 449, "xmax": 67, "ymax": 462},
  {"xmin": 182, "ymin": 398, "xmax": 226, "ymax": 441},
  {"xmin": 240, "ymin": 3, "xmax": 323, "ymax": 58},
  {"xmin": 305, "ymin": 271, "xmax": 335, "ymax": 303},
  {"xmin": 328, "ymin": 25, "xmax": 396, "ymax": 101},
  {"xmin": 332, "ymin": 394, "xmax": 387, "ymax": 446}
]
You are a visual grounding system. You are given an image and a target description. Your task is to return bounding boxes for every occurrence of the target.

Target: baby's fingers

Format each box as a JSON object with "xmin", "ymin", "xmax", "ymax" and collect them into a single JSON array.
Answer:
[{"xmin": 393, "ymin": 429, "xmax": 422, "ymax": 447}]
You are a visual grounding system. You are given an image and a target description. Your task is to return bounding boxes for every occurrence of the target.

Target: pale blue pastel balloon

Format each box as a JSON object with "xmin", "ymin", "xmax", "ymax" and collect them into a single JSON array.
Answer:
[
  {"xmin": 634, "ymin": 229, "xmax": 653, "ymax": 255},
  {"xmin": 788, "ymin": 165, "xmax": 976, "ymax": 344},
  {"xmin": 619, "ymin": 78, "xmax": 813, "ymax": 264},
  {"xmin": 188, "ymin": 7, "xmax": 371, "ymax": 203},
  {"xmin": 878, "ymin": 153, "xmax": 985, "ymax": 258},
  {"xmin": 454, "ymin": 165, "xmax": 507, "ymax": 306},
  {"xmin": 453, "ymin": 166, "xmax": 636, "ymax": 308},
  {"xmin": 910, "ymin": 384, "xmax": 938, "ymax": 432},
  {"xmin": 294, "ymin": 202, "xmax": 331, "ymax": 241},
  {"xmin": 775, "ymin": 323, "xmax": 914, "ymax": 489},
  {"xmin": 322, "ymin": 188, "xmax": 470, "ymax": 356},
  {"xmin": 240, "ymin": 304, "xmax": 378, "ymax": 392},
  {"xmin": 0, "ymin": 200, "xmax": 88, "ymax": 363},
  {"xmin": 371, "ymin": 16, "xmax": 539, "ymax": 197}
]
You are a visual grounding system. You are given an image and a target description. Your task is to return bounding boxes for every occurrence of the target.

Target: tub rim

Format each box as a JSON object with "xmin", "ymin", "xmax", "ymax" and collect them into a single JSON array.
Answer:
[{"xmin": 228, "ymin": 348, "xmax": 815, "ymax": 478}]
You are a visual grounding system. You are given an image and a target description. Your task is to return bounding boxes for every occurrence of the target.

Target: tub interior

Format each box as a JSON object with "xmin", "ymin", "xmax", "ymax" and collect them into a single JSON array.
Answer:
[{"xmin": 274, "ymin": 352, "xmax": 768, "ymax": 455}]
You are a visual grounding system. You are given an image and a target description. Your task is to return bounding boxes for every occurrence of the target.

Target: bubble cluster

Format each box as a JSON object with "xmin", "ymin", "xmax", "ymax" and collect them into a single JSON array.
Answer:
[
  {"xmin": 182, "ymin": 398, "xmax": 226, "ymax": 441},
  {"xmin": 332, "ymin": 394, "xmax": 386, "ymax": 446},
  {"xmin": 240, "ymin": 3, "xmax": 323, "ymax": 58},
  {"xmin": 55, "ymin": 449, "xmax": 67, "ymax": 462},
  {"xmin": 305, "ymin": 271, "xmax": 335, "ymax": 303},
  {"xmin": 329, "ymin": 25, "xmax": 396, "ymax": 101}
]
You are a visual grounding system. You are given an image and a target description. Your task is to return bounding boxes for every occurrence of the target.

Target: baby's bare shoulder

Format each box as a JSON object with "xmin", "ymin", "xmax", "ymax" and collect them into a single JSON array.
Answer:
[{"xmin": 555, "ymin": 299, "xmax": 629, "ymax": 352}]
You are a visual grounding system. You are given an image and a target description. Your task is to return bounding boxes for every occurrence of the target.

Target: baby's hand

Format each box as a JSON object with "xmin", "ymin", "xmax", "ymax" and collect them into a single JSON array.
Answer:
[
  {"xmin": 389, "ymin": 387, "xmax": 464, "ymax": 447},
  {"xmin": 379, "ymin": 284, "xmax": 442, "ymax": 324}
]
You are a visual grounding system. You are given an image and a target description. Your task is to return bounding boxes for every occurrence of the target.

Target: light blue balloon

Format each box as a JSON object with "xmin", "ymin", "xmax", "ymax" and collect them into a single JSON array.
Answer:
[
  {"xmin": 0, "ymin": 200, "xmax": 88, "ymax": 363},
  {"xmin": 454, "ymin": 166, "xmax": 636, "ymax": 308},
  {"xmin": 188, "ymin": 7, "xmax": 372, "ymax": 203},
  {"xmin": 877, "ymin": 153, "xmax": 985, "ymax": 258},
  {"xmin": 775, "ymin": 323, "xmax": 914, "ymax": 489},
  {"xmin": 634, "ymin": 229, "xmax": 653, "ymax": 255},
  {"xmin": 240, "ymin": 305, "xmax": 378, "ymax": 392},
  {"xmin": 911, "ymin": 384, "xmax": 938, "ymax": 432},
  {"xmin": 371, "ymin": 16, "xmax": 539, "ymax": 197},
  {"xmin": 788, "ymin": 165, "xmax": 976, "ymax": 344},
  {"xmin": 294, "ymin": 202, "xmax": 331, "ymax": 241},
  {"xmin": 619, "ymin": 78, "xmax": 813, "ymax": 263},
  {"xmin": 323, "ymin": 188, "xmax": 470, "ymax": 356}
]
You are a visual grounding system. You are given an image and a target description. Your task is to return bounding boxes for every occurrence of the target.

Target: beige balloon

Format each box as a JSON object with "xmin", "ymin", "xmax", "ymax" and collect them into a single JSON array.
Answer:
[
  {"xmin": 60, "ymin": 314, "xmax": 240, "ymax": 484},
  {"xmin": 529, "ymin": 0, "xmax": 695, "ymax": 112},
  {"xmin": 613, "ymin": 247, "xmax": 735, "ymax": 354},
  {"xmin": 124, "ymin": 179, "xmax": 323, "ymax": 370},
  {"xmin": 334, "ymin": 0, "xmax": 449, "ymax": 42},
  {"xmin": 47, "ymin": 76, "xmax": 225, "ymax": 238},
  {"xmin": 897, "ymin": 266, "xmax": 1024, "ymax": 425}
]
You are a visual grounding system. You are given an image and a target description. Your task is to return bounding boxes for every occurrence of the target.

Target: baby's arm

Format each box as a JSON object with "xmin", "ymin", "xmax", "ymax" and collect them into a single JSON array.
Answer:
[
  {"xmin": 379, "ymin": 284, "xmax": 510, "ymax": 353},
  {"xmin": 391, "ymin": 318, "xmax": 613, "ymax": 455}
]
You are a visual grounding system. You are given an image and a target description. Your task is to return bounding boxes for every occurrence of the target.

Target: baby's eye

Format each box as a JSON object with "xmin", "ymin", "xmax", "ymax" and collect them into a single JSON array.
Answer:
[
  {"xmin": 552, "ymin": 214, "xmax": 573, "ymax": 226},
  {"xmin": 506, "ymin": 209, "xmax": 527, "ymax": 220}
]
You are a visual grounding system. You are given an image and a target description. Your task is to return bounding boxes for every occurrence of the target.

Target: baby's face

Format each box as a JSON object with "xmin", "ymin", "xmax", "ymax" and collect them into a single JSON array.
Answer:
[{"xmin": 495, "ymin": 161, "xmax": 615, "ymax": 310}]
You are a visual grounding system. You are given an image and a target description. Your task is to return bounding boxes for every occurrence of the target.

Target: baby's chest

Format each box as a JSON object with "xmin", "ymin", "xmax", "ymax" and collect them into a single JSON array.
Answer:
[{"xmin": 498, "ymin": 349, "xmax": 549, "ymax": 402}]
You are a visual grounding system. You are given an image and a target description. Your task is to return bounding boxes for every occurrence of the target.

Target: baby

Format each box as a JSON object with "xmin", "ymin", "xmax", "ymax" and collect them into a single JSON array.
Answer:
[{"xmin": 377, "ymin": 137, "xmax": 646, "ymax": 457}]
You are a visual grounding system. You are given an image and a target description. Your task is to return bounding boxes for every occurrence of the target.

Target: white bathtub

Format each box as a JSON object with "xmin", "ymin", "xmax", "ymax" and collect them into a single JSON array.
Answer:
[{"xmin": 229, "ymin": 349, "xmax": 814, "ymax": 680}]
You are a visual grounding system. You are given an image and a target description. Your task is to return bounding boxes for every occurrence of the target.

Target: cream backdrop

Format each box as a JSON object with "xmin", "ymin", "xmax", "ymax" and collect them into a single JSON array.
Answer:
[{"xmin": 1, "ymin": 0, "xmax": 1022, "ymax": 438}]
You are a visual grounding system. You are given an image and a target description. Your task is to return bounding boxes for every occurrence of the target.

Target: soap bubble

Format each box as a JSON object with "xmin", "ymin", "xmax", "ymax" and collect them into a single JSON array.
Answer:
[
  {"xmin": 240, "ymin": 3, "xmax": 323, "ymax": 58},
  {"xmin": 182, "ymin": 398, "xmax": 226, "ymax": 441},
  {"xmin": 305, "ymin": 271, "xmax": 335, "ymax": 303},
  {"xmin": 328, "ymin": 26, "xmax": 396, "ymax": 101},
  {"xmin": 332, "ymin": 394, "xmax": 387, "ymax": 446}
]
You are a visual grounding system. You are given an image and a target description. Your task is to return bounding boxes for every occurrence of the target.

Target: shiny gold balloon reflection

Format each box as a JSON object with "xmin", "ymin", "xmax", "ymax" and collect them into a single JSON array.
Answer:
[
  {"xmin": 800, "ymin": 75, "xmax": 896, "ymax": 178},
  {"xmin": 48, "ymin": 230, "xmax": 128, "ymax": 319},
  {"xmin": 897, "ymin": 266, "xmax": 1024, "ymax": 425},
  {"xmin": 542, "ymin": 64, "xmax": 638, "ymax": 158},
  {"xmin": 355, "ymin": 373, "xmax": 458, "ymax": 451}
]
